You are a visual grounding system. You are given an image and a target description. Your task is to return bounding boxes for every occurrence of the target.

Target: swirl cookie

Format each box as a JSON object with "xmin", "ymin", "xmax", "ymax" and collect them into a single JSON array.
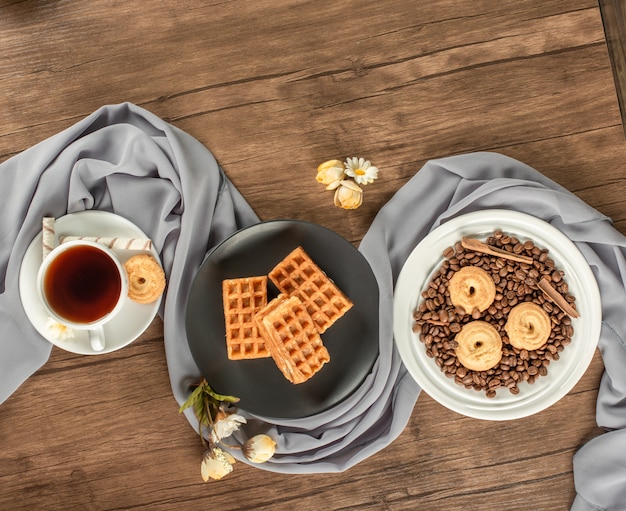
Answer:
[
  {"xmin": 124, "ymin": 254, "xmax": 166, "ymax": 304},
  {"xmin": 505, "ymin": 302, "xmax": 552, "ymax": 350},
  {"xmin": 455, "ymin": 321, "xmax": 503, "ymax": 371},
  {"xmin": 448, "ymin": 266, "xmax": 496, "ymax": 314}
]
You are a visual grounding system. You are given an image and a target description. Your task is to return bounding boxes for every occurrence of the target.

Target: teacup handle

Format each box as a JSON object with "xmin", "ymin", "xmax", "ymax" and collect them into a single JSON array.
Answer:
[{"xmin": 88, "ymin": 326, "xmax": 105, "ymax": 352}]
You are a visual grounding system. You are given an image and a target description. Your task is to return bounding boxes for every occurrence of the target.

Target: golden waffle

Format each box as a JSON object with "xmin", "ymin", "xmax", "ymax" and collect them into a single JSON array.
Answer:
[
  {"xmin": 222, "ymin": 276, "xmax": 270, "ymax": 360},
  {"xmin": 255, "ymin": 294, "xmax": 330, "ymax": 384},
  {"xmin": 268, "ymin": 246, "xmax": 353, "ymax": 334}
]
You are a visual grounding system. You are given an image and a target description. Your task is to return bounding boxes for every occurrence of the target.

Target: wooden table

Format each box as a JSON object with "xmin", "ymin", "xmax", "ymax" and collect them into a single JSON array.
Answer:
[{"xmin": 1, "ymin": 1, "xmax": 624, "ymax": 509}]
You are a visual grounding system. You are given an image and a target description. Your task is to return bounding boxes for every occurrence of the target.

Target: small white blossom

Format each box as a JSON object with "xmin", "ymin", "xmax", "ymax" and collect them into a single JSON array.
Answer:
[
  {"xmin": 210, "ymin": 413, "xmax": 246, "ymax": 443},
  {"xmin": 344, "ymin": 157, "xmax": 379, "ymax": 185},
  {"xmin": 45, "ymin": 318, "xmax": 75, "ymax": 340}
]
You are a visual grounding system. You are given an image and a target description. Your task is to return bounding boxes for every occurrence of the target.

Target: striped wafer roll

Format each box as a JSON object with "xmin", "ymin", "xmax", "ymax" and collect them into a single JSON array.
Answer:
[
  {"xmin": 59, "ymin": 235, "xmax": 152, "ymax": 251},
  {"xmin": 42, "ymin": 217, "xmax": 56, "ymax": 260}
]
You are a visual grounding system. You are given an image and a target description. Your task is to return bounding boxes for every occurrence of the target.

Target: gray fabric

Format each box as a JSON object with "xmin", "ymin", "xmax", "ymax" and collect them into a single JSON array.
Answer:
[
  {"xmin": 0, "ymin": 102, "xmax": 258, "ymax": 404},
  {"xmin": 367, "ymin": 152, "xmax": 626, "ymax": 511},
  {"xmin": 0, "ymin": 102, "xmax": 420, "ymax": 475},
  {"xmin": 2, "ymin": 105, "xmax": 625, "ymax": 509}
]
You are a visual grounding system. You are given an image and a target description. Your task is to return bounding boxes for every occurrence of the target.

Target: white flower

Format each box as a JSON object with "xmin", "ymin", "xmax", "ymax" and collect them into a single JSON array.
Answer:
[
  {"xmin": 242, "ymin": 434, "xmax": 277, "ymax": 463},
  {"xmin": 210, "ymin": 413, "xmax": 246, "ymax": 443},
  {"xmin": 316, "ymin": 159, "xmax": 346, "ymax": 189},
  {"xmin": 333, "ymin": 179, "xmax": 363, "ymax": 210},
  {"xmin": 344, "ymin": 157, "xmax": 379, "ymax": 185},
  {"xmin": 45, "ymin": 318, "xmax": 75, "ymax": 340},
  {"xmin": 201, "ymin": 447, "xmax": 235, "ymax": 481}
]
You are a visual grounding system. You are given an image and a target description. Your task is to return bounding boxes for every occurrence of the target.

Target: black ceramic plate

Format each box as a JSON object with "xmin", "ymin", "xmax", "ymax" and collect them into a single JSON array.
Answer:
[{"xmin": 185, "ymin": 220, "xmax": 379, "ymax": 419}]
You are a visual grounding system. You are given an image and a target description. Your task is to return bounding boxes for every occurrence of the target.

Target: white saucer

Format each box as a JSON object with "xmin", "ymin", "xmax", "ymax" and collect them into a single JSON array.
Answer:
[
  {"xmin": 393, "ymin": 210, "xmax": 602, "ymax": 420},
  {"xmin": 19, "ymin": 211, "xmax": 163, "ymax": 355}
]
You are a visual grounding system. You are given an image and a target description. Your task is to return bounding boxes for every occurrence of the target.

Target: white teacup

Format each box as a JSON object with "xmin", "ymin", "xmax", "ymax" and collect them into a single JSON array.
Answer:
[{"xmin": 36, "ymin": 240, "xmax": 128, "ymax": 352}]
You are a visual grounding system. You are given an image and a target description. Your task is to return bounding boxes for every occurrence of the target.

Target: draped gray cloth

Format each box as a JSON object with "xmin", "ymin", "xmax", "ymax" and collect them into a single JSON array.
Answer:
[
  {"xmin": 377, "ymin": 152, "xmax": 626, "ymax": 511},
  {"xmin": 0, "ymin": 103, "xmax": 419, "ymax": 475},
  {"xmin": 1, "ymin": 104, "xmax": 625, "ymax": 509},
  {"xmin": 0, "ymin": 102, "xmax": 258, "ymax": 409}
]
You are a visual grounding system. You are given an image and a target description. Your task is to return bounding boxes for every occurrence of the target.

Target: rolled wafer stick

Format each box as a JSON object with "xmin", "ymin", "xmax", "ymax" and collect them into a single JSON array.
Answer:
[
  {"xmin": 42, "ymin": 217, "xmax": 56, "ymax": 260},
  {"xmin": 59, "ymin": 235, "xmax": 152, "ymax": 251}
]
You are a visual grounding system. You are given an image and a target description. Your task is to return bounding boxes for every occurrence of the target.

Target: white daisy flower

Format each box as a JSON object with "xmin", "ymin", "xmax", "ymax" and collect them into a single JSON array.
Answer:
[
  {"xmin": 45, "ymin": 318, "xmax": 75, "ymax": 340},
  {"xmin": 344, "ymin": 157, "xmax": 379, "ymax": 185}
]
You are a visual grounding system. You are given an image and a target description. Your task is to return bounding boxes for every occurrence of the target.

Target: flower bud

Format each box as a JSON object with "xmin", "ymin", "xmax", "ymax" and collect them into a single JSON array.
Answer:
[
  {"xmin": 201, "ymin": 447, "xmax": 235, "ymax": 481},
  {"xmin": 333, "ymin": 179, "xmax": 363, "ymax": 209},
  {"xmin": 316, "ymin": 159, "xmax": 345, "ymax": 188},
  {"xmin": 243, "ymin": 434, "xmax": 277, "ymax": 463}
]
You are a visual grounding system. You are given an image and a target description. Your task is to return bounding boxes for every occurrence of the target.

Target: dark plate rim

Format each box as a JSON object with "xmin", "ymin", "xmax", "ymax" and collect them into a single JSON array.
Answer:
[{"xmin": 184, "ymin": 219, "xmax": 380, "ymax": 419}]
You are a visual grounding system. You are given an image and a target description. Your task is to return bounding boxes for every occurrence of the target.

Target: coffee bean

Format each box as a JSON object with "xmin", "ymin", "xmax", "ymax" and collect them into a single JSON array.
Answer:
[
  {"xmin": 412, "ymin": 230, "xmax": 575, "ymax": 398},
  {"xmin": 443, "ymin": 246, "xmax": 455, "ymax": 259}
]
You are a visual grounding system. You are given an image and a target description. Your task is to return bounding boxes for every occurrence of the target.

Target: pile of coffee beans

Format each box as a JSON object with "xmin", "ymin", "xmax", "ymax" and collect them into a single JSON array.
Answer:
[{"xmin": 412, "ymin": 230, "xmax": 576, "ymax": 398}]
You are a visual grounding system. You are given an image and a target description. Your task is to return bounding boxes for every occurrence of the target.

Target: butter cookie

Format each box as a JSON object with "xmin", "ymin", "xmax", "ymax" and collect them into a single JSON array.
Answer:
[
  {"xmin": 504, "ymin": 302, "xmax": 551, "ymax": 350},
  {"xmin": 448, "ymin": 266, "xmax": 496, "ymax": 314},
  {"xmin": 455, "ymin": 320, "xmax": 503, "ymax": 372},
  {"xmin": 124, "ymin": 254, "xmax": 166, "ymax": 304}
]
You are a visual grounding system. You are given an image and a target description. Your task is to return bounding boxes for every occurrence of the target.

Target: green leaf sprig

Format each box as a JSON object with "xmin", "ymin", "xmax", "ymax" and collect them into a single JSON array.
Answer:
[
  {"xmin": 179, "ymin": 378, "xmax": 277, "ymax": 481},
  {"xmin": 179, "ymin": 378, "xmax": 239, "ymax": 447}
]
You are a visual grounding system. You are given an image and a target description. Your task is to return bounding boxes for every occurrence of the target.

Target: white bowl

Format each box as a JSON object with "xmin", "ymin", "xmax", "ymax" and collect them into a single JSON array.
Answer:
[{"xmin": 393, "ymin": 210, "xmax": 602, "ymax": 420}]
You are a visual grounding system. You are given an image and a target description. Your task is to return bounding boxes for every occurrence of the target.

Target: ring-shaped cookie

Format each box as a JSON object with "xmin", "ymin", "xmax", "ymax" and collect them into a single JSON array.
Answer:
[
  {"xmin": 504, "ymin": 302, "xmax": 552, "ymax": 350},
  {"xmin": 124, "ymin": 254, "xmax": 166, "ymax": 304},
  {"xmin": 448, "ymin": 266, "xmax": 496, "ymax": 314},
  {"xmin": 455, "ymin": 320, "xmax": 503, "ymax": 372}
]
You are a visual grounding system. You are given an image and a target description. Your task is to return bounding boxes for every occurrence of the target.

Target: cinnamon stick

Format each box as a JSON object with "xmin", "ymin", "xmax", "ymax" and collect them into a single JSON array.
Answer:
[
  {"xmin": 461, "ymin": 237, "xmax": 534, "ymax": 265},
  {"xmin": 537, "ymin": 277, "xmax": 580, "ymax": 318}
]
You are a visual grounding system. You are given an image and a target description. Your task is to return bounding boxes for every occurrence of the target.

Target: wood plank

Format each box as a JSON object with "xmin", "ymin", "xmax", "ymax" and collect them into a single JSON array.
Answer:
[
  {"xmin": 599, "ymin": 0, "xmax": 626, "ymax": 135},
  {"xmin": 0, "ymin": 0, "xmax": 622, "ymax": 510}
]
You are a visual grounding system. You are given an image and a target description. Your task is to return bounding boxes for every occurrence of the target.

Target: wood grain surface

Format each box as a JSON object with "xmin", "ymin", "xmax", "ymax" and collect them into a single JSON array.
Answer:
[
  {"xmin": 600, "ymin": 0, "xmax": 626, "ymax": 134},
  {"xmin": 0, "ymin": 1, "xmax": 624, "ymax": 510}
]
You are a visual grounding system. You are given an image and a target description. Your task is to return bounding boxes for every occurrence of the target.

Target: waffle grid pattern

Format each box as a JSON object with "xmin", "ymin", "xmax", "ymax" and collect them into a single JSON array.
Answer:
[
  {"xmin": 222, "ymin": 276, "xmax": 269, "ymax": 360},
  {"xmin": 256, "ymin": 295, "xmax": 330, "ymax": 384},
  {"xmin": 268, "ymin": 246, "xmax": 353, "ymax": 334}
]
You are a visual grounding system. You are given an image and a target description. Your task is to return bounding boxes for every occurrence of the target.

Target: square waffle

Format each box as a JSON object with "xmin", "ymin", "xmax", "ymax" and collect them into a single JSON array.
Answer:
[
  {"xmin": 255, "ymin": 294, "xmax": 330, "ymax": 384},
  {"xmin": 268, "ymin": 246, "xmax": 353, "ymax": 334},
  {"xmin": 222, "ymin": 276, "xmax": 270, "ymax": 360}
]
